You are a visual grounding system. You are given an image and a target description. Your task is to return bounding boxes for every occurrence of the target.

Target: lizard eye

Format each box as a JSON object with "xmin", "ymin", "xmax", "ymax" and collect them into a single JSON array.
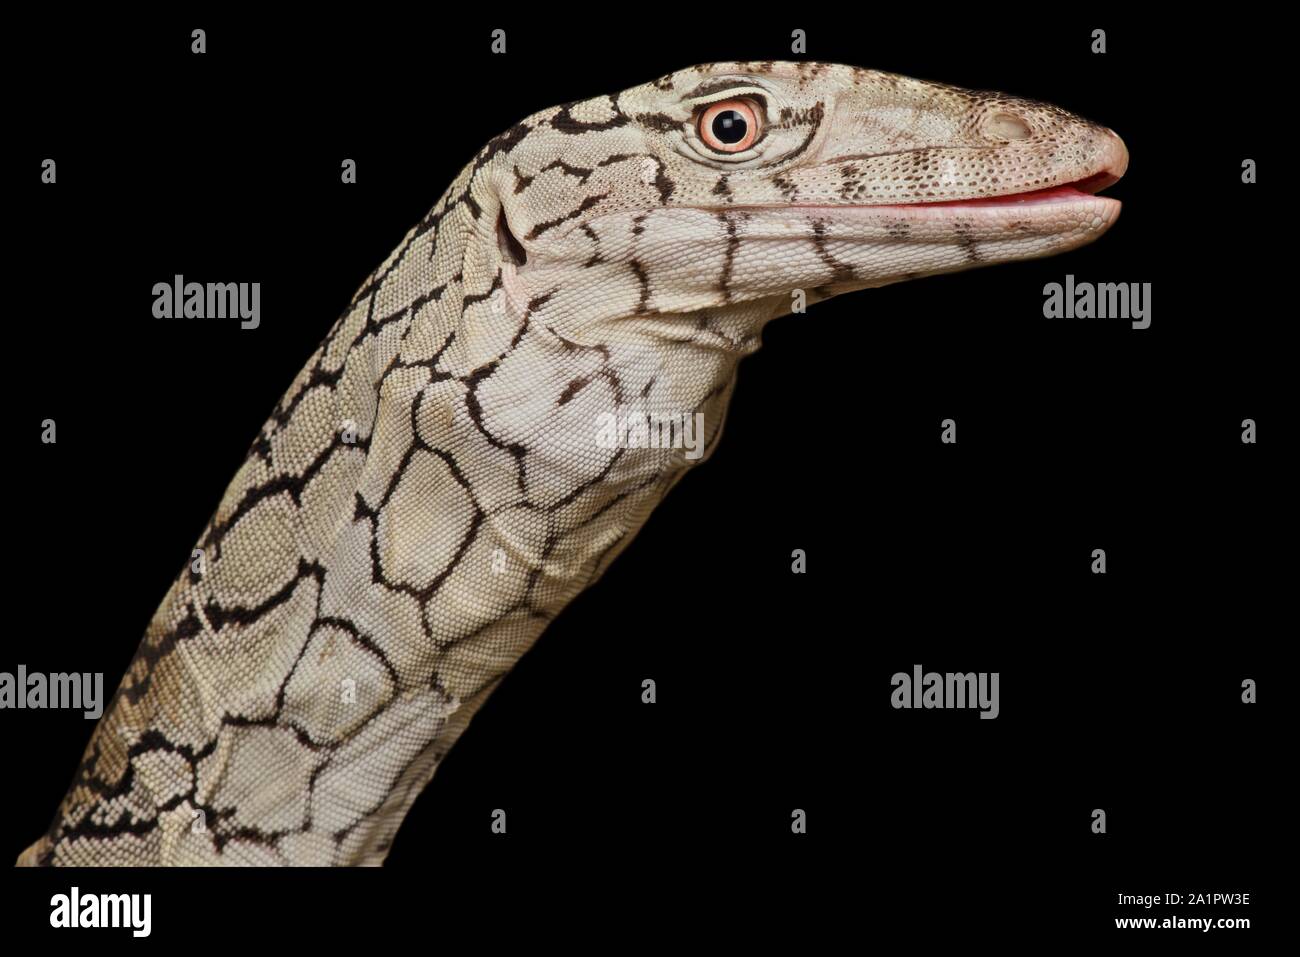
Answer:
[{"xmin": 698, "ymin": 99, "xmax": 760, "ymax": 153}]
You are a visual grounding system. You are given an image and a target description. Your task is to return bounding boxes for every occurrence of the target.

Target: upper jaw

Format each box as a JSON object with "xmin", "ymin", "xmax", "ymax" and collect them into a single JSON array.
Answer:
[
  {"xmin": 852, "ymin": 126, "xmax": 1130, "ymax": 210},
  {"xmin": 937, "ymin": 126, "xmax": 1128, "ymax": 208}
]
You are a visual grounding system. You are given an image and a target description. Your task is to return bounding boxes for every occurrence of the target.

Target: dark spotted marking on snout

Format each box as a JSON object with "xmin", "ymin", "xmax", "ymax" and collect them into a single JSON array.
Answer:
[
  {"xmin": 886, "ymin": 222, "xmax": 912, "ymax": 241},
  {"xmin": 775, "ymin": 105, "xmax": 826, "ymax": 130},
  {"xmin": 789, "ymin": 62, "xmax": 830, "ymax": 92},
  {"xmin": 632, "ymin": 214, "xmax": 648, "ymax": 236},
  {"xmin": 713, "ymin": 175, "xmax": 732, "ymax": 201},
  {"xmin": 839, "ymin": 165, "xmax": 861, "ymax": 200},
  {"xmin": 773, "ymin": 173, "xmax": 799, "ymax": 201}
]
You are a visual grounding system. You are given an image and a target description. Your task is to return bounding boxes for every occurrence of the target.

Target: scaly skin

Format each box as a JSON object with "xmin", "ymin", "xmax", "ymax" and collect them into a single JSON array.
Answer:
[{"xmin": 20, "ymin": 61, "xmax": 1126, "ymax": 866}]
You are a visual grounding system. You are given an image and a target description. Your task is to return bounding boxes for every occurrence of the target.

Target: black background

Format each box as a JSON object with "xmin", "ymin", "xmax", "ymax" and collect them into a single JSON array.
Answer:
[{"xmin": 4, "ymin": 11, "xmax": 1282, "ymax": 946}]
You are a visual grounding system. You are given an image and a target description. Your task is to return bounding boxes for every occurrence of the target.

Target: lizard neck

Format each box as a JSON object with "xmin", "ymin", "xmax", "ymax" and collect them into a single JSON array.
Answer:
[{"xmin": 27, "ymin": 176, "xmax": 770, "ymax": 865}]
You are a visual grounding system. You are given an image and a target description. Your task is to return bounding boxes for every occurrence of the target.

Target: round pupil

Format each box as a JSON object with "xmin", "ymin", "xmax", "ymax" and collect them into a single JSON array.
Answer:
[{"xmin": 711, "ymin": 110, "xmax": 748, "ymax": 144}]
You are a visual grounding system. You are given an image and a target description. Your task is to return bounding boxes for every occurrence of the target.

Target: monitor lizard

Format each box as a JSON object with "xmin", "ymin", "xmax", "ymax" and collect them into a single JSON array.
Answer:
[{"xmin": 19, "ymin": 60, "xmax": 1126, "ymax": 866}]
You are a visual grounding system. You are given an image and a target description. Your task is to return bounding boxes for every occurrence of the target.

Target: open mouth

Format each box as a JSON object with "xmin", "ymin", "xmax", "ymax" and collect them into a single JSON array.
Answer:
[{"xmin": 907, "ymin": 170, "xmax": 1123, "ymax": 209}]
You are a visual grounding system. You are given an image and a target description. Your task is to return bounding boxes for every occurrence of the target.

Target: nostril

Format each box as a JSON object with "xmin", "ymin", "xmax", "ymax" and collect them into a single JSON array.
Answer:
[{"xmin": 986, "ymin": 112, "xmax": 1031, "ymax": 141}]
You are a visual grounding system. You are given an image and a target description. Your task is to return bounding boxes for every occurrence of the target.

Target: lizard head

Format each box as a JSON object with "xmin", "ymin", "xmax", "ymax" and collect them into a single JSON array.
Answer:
[{"xmin": 481, "ymin": 61, "xmax": 1126, "ymax": 349}]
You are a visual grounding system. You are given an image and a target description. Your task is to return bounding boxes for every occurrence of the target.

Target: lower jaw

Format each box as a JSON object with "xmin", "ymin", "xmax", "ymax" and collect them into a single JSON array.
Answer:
[{"xmin": 832, "ymin": 189, "xmax": 1122, "ymax": 229}]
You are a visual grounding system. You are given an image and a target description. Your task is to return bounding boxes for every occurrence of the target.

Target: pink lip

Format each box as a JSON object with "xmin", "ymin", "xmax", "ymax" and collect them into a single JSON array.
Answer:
[{"xmin": 899, "ymin": 171, "xmax": 1122, "ymax": 209}]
